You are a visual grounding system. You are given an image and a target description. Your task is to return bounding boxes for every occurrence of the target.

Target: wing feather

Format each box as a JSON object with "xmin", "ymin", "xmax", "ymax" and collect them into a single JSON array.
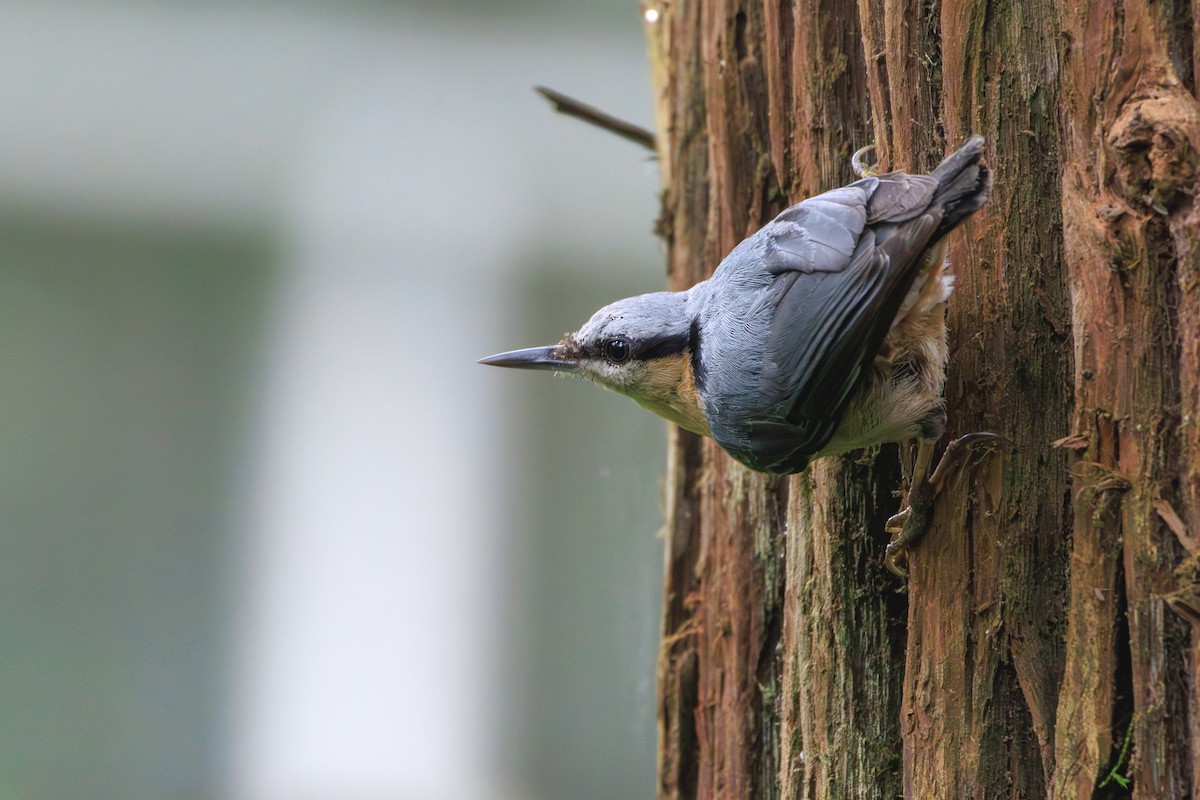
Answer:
[
  {"xmin": 770, "ymin": 209, "xmax": 939, "ymax": 422},
  {"xmin": 705, "ymin": 182, "xmax": 944, "ymax": 472},
  {"xmin": 699, "ymin": 140, "xmax": 990, "ymax": 473}
]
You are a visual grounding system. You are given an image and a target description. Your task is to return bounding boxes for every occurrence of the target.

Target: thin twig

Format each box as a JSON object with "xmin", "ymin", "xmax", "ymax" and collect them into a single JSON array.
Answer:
[{"xmin": 534, "ymin": 85, "xmax": 656, "ymax": 151}]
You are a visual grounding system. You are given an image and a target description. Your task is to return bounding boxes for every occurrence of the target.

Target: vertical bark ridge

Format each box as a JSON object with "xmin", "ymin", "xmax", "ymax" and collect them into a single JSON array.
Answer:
[{"xmin": 1057, "ymin": 0, "xmax": 1200, "ymax": 796}]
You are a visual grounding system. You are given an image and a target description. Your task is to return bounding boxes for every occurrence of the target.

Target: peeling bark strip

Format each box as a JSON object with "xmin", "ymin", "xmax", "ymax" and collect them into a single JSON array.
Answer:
[{"xmin": 644, "ymin": 0, "xmax": 1200, "ymax": 797}]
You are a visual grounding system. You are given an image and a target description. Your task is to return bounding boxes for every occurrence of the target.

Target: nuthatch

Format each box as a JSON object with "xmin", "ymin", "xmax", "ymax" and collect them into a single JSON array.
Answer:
[{"xmin": 482, "ymin": 138, "xmax": 992, "ymax": 566}]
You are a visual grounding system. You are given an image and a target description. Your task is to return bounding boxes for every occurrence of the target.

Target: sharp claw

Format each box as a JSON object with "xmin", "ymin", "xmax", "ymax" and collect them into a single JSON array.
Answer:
[
  {"xmin": 885, "ymin": 540, "xmax": 910, "ymax": 578},
  {"xmin": 885, "ymin": 507, "xmax": 909, "ymax": 536},
  {"xmin": 926, "ymin": 432, "xmax": 1005, "ymax": 492},
  {"xmin": 852, "ymin": 144, "xmax": 878, "ymax": 178},
  {"xmin": 885, "ymin": 431, "xmax": 1004, "ymax": 580},
  {"xmin": 885, "ymin": 480, "xmax": 932, "ymax": 577}
]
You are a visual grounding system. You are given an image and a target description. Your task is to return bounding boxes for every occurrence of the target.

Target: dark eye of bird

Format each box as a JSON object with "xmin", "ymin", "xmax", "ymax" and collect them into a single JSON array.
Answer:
[{"xmin": 603, "ymin": 337, "xmax": 631, "ymax": 364}]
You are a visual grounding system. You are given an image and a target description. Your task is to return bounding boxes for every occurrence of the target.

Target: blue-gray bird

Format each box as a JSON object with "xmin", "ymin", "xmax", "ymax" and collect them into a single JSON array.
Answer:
[{"xmin": 482, "ymin": 137, "xmax": 991, "ymax": 491}]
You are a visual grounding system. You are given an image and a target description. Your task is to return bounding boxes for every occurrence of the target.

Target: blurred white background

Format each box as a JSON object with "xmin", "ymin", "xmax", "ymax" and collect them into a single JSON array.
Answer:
[{"xmin": 0, "ymin": 2, "xmax": 668, "ymax": 799}]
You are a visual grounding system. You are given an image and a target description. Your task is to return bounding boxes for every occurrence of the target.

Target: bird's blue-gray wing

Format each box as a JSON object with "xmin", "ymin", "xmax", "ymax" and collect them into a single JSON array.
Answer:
[{"xmin": 703, "ymin": 175, "xmax": 944, "ymax": 472}]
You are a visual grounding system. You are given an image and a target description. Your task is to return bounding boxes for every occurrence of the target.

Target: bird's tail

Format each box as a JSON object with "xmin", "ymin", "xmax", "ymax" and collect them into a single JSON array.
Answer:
[{"xmin": 931, "ymin": 136, "xmax": 992, "ymax": 237}]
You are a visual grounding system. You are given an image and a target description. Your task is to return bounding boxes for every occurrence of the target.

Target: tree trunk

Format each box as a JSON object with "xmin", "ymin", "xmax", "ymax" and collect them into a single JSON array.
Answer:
[{"xmin": 645, "ymin": 0, "xmax": 1200, "ymax": 797}]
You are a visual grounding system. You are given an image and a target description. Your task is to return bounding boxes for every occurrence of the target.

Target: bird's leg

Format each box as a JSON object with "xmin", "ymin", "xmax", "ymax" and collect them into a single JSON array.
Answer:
[
  {"xmin": 884, "ymin": 439, "xmax": 934, "ymax": 576},
  {"xmin": 884, "ymin": 432, "xmax": 1004, "ymax": 577}
]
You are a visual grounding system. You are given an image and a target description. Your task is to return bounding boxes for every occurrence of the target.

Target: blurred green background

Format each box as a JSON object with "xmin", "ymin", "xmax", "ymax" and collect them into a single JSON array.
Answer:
[{"xmin": 0, "ymin": 2, "xmax": 666, "ymax": 798}]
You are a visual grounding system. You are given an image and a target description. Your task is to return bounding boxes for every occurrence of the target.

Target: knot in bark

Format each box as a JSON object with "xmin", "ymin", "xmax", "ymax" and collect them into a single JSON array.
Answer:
[{"xmin": 1106, "ymin": 94, "xmax": 1200, "ymax": 216}]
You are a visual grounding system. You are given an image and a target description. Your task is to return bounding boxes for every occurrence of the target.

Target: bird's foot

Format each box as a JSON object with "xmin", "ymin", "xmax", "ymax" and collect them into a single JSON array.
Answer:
[
  {"xmin": 852, "ymin": 144, "xmax": 879, "ymax": 178},
  {"xmin": 884, "ymin": 432, "xmax": 1004, "ymax": 578},
  {"xmin": 884, "ymin": 494, "xmax": 928, "ymax": 578}
]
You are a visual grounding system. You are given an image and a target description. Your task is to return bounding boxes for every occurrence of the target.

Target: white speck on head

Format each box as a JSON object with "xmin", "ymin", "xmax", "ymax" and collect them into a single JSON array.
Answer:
[{"xmin": 644, "ymin": 7, "xmax": 660, "ymax": 23}]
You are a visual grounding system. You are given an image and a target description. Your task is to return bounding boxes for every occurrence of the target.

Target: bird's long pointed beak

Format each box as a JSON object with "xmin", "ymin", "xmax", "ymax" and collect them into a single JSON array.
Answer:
[{"xmin": 478, "ymin": 345, "xmax": 577, "ymax": 371}]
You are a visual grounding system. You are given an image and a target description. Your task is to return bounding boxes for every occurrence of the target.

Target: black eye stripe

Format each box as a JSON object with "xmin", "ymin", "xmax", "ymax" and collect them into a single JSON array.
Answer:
[
  {"xmin": 587, "ymin": 329, "xmax": 690, "ymax": 361},
  {"xmin": 637, "ymin": 329, "xmax": 691, "ymax": 360},
  {"xmin": 689, "ymin": 317, "xmax": 705, "ymax": 392}
]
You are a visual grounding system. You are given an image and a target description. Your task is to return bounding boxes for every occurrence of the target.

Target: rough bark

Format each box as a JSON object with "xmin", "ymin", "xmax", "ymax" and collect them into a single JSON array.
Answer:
[
  {"xmin": 1055, "ymin": 0, "xmax": 1200, "ymax": 796},
  {"xmin": 645, "ymin": 0, "xmax": 1200, "ymax": 797}
]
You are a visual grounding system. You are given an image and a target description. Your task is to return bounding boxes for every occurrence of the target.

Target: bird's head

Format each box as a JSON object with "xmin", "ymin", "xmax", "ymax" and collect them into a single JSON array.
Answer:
[{"xmin": 480, "ymin": 291, "xmax": 709, "ymax": 435}]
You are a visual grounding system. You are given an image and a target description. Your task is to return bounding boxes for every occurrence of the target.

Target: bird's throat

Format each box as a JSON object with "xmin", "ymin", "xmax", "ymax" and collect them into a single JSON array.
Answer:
[{"xmin": 630, "ymin": 351, "xmax": 711, "ymax": 436}]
